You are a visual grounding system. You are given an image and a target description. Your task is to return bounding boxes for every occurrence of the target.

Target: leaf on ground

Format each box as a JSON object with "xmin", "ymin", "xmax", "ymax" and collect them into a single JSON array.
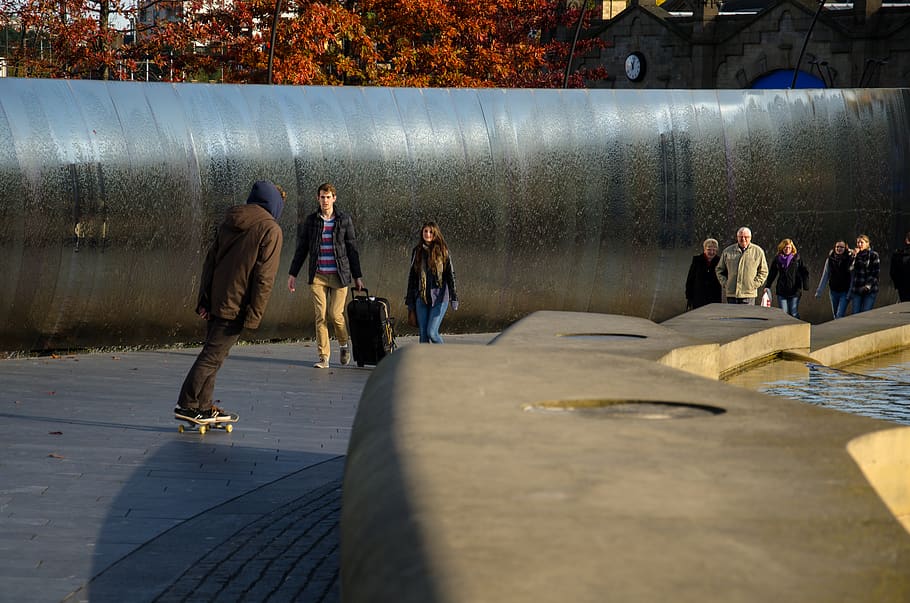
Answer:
[
  {"xmin": 48, "ymin": 453, "xmax": 65, "ymax": 459},
  {"xmin": 48, "ymin": 431, "xmax": 63, "ymax": 435}
]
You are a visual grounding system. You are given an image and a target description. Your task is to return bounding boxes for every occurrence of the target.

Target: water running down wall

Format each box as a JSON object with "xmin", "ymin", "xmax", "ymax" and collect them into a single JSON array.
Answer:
[{"xmin": 0, "ymin": 80, "xmax": 908, "ymax": 352}]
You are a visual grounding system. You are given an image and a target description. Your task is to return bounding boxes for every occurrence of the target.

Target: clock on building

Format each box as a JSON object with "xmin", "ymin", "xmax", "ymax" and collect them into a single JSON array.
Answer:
[{"xmin": 624, "ymin": 52, "xmax": 646, "ymax": 82}]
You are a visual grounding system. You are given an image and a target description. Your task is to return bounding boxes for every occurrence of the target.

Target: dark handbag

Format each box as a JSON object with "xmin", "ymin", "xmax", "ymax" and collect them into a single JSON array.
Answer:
[{"xmin": 407, "ymin": 307, "xmax": 417, "ymax": 327}]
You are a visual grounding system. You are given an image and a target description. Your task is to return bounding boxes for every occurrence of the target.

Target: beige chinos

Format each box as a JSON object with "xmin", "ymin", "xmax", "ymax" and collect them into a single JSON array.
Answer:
[{"xmin": 310, "ymin": 272, "xmax": 349, "ymax": 359}]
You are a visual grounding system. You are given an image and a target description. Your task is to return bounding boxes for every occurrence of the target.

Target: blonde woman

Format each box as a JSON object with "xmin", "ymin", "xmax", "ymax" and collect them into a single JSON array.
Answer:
[
  {"xmin": 405, "ymin": 221, "xmax": 458, "ymax": 343},
  {"xmin": 763, "ymin": 238, "xmax": 809, "ymax": 318}
]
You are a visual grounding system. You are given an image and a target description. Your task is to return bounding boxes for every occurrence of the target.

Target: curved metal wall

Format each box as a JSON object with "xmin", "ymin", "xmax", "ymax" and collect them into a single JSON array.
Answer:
[{"xmin": 0, "ymin": 80, "xmax": 908, "ymax": 352}]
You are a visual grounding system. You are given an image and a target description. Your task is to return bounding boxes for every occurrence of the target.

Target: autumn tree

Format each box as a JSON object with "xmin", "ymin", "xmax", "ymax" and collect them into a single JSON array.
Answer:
[
  {"xmin": 357, "ymin": 0, "xmax": 607, "ymax": 87},
  {"xmin": 0, "ymin": 0, "xmax": 131, "ymax": 78},
  {"xmin": 1, "ymin": 0, "xmax": 607, "ymax": 86}
]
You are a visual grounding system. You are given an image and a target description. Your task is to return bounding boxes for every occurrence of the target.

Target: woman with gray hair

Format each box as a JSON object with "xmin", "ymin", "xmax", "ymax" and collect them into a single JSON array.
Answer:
[{"xmin": 685, "ymin": 238, "xmax": 722, "ymax": 309}]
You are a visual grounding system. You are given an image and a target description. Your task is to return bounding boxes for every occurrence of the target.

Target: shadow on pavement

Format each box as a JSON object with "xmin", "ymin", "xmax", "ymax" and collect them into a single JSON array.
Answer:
[{"xmin": 64, "ymin": 440, "xmax": 345, "ymax": 603}]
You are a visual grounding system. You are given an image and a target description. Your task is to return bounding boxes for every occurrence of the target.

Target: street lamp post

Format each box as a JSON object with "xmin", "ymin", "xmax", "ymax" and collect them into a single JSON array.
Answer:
[
  {"xmin": 790, "ymin": 0, "xmax": 826, "ymax": 89},
  {"xmin": 266, "ymin": 0, "xmax": 282, "ymax": 84},
  {"xmin": 563, "ymin": 1, "xmax": 588, "ymax": 89}
]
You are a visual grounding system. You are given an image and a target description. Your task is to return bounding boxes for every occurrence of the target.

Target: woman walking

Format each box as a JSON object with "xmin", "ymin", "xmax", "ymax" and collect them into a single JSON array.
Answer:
[
  {"xmin": 405, "ymin": 221, "xmax": 458, "ymax": 343},
  {"xmin": 685, "ymin": 238, "xmax": 722, "ymax": 309},
  {"xmin": 815, "ymin": 240, "xmax": 854, "ymax": 319},
  {"xmin": 850, "ymin": 234, "xmax": 880, "ymax": 314},
  {"xmin": 763, "ymin": 238, "xmax": 809, "ymax": 318}
]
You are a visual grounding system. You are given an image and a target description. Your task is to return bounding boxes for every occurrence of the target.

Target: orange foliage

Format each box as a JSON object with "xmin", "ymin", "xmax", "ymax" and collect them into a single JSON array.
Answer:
[{"xmin": 1, "ymin": 0, "xmax": 609, "ymax": 86}]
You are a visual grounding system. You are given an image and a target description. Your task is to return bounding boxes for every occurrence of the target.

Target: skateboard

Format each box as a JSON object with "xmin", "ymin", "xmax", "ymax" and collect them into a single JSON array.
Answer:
[{"xmin": 175, "ymin": 414, "xmax": 238, "ymax": 434}]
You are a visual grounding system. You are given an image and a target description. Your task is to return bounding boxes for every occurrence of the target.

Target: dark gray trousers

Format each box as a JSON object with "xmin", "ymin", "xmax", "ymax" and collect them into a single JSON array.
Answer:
[{"xmin": 177, "ymin": 317, "xmax": 244, "ymax": 410}]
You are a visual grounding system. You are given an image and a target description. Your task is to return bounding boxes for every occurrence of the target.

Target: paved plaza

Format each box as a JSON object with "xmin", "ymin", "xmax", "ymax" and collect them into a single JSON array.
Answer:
[{"xmin": 0, "ymin": 334, "xmax": 493, "ymax": 603}]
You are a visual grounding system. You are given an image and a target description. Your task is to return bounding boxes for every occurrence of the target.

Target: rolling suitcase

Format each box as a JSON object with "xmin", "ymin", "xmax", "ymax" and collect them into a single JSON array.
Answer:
[{"xmin": 346, "ymin": 289, "xmax": 396, "ymax": 367}]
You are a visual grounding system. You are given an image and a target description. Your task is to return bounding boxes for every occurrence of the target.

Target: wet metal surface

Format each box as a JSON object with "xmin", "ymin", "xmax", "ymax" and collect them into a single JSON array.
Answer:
[{"xmin": 1, "ymin": 81, "xmax": 908, "ymax": 352}]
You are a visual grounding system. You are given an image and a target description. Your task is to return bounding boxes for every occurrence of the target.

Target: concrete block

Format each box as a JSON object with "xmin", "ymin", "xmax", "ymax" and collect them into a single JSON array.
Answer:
[{"xmin": 342, "ymin": 344, "xmax": 910, "ymax": 602}]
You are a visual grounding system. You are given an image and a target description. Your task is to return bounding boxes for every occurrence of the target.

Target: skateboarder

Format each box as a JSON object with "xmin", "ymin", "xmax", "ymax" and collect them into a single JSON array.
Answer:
[{"xmin": 174, "ymin": 180, "xmax": 285, "ymax": 425}]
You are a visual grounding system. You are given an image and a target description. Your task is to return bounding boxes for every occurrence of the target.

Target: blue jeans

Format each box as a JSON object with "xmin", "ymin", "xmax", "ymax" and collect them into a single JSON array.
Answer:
[
  {"xmin": 851, "ymin": 292, "xmax": 877, "ymax": 314},
  {"xmin": 829, "ymin": 290, "xmax": 849, "ymax": 319},
  {"xmin": 416, "ymin": 298, "xmax": 448, "ymax": 343},
  {"xmin": 778, "ymin": 295, "xmax": 800, "ymax": 319}
]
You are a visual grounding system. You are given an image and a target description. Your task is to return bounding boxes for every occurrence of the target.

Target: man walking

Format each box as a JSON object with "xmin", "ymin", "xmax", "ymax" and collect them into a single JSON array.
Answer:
[
  {"xmin": 175, "ymin": 180, "xmax": 285, "ymax": 423},
  {"xmin": 890, "ymin": 230, "xmax": 910, "ymax": 302},
  {"xmin": 716, "ymin": 226, "xmax": 769, "ymax": 304},
  {"xmin": 288, "ymin": 183, "xmax": 365, "ymax": 369}
]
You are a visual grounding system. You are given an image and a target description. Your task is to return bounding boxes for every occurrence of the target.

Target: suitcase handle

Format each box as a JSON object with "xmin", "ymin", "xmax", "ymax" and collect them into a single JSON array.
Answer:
[{"xmin": 352, "ymin": 287, "xmax": 369, "ymax": 297}]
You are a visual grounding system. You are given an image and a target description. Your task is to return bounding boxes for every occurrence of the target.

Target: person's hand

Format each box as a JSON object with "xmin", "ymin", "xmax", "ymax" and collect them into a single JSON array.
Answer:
[
  {"xmin": 196, "ymin": 305, "xmax": 210, "ymax": 320},
  {"xmin": 451, "ymin": 300, "xmax": 459, "ymax": 311},
  {"xmin": 862, "ymin": 285, "xmax": 871, "ymax": 293},
  {"xmin": 354, "ymin": 277, "xmax": 365, "ymax": 291},
  {"xmin": 288, "ymin": 275, "xmax": 296, "ymax": 293}
]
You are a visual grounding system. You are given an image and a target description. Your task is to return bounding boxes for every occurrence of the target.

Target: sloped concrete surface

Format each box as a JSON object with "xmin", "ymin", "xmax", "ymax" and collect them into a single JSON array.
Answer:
[
  {"xmin": 810, "ymin": 302, "xmax": 910, "ymax": 367},
  {"xmin": 662, "ymin": 303, "xmax": 811, "ymax": 377},
  {"xmin": 343, "ymin": 308, "xmax": 910, "ymax": 602},
  {"xmin": 490, "ymin": 311, "xmax": 720, "ymax": 378}
]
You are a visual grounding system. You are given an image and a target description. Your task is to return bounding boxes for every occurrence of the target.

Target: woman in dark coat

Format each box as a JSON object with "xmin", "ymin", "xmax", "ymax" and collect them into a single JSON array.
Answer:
[
  {"xmin": 815, "ymin": 240, "xmax": 853, "ymax": 319},
  {"xmin": 850, "ymin": 234, "xmax": 880, "ymax": 314},
  {"xmin": 405, "ymin": 221, "xmax": 458, "ymax": 343},
  {"xmin": 685, "ymin": 238, "xmax": 722, "ymax": 310},
  {"xmin": 763, "ymin": 238, "xmax": 809, "ymax": 319}
]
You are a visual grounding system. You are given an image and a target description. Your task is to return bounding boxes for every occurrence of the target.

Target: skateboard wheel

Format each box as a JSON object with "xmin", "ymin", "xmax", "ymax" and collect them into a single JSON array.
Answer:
[
  {"xmin": 224, "ymin": 424, "xmax": 233, "ymax": 433},
  {"xmin": 198, "ymin": 425, "xmax": 207, "ymax": 435},
  {"xmin": 178, "ymin": 424, "xmax": 185, "ymax": 433}
]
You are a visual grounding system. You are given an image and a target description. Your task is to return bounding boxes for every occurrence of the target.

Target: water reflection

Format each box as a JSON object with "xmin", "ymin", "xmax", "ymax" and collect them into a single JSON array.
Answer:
[{"xmin": 726, "ymin": 349, "xmax": 910, "ymax": 425}]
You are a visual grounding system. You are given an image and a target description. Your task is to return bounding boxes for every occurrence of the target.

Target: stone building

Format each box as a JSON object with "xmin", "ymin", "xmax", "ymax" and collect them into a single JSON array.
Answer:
[{"xmin": 576, "ymin": 0, "xmax": 910, "ymax": 88}]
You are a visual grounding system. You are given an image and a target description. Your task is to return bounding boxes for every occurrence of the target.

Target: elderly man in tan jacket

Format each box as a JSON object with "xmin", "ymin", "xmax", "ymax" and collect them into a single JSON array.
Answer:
[{"xmin": 716, "ymin": 226, "xmax": 769, "ymax": 304}]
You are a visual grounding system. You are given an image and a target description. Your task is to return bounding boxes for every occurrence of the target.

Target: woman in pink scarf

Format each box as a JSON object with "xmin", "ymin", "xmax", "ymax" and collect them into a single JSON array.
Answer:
[{"xmin": 763, "ymin": 238, "xmax": 809, "ymax": 318}]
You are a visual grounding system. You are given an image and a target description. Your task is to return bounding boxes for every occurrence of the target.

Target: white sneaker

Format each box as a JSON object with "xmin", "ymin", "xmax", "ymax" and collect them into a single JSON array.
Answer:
[{"xmin": 314, "ymin": 356, "xmax": 329, "ymax": 369}]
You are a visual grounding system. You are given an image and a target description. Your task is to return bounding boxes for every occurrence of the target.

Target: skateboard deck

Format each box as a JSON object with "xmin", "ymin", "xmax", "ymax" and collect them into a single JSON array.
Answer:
[{"xmin": 175, "ymin": 413, "xmax": 238, "ymax": 434}]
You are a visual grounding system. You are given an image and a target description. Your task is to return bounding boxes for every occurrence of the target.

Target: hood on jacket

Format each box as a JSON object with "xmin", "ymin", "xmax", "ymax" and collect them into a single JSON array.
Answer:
[
  {"xmin": 246, "ymin": 180, "xmax": 284, "ymax": 220},
  {"xmin": 223, "ymin": 203, "xmax": 278, "ymax": 233}
]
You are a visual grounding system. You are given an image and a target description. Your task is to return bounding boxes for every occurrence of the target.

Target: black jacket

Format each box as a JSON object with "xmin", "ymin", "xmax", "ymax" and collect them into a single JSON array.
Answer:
[
  {"xmin": 288, "ymin": 209, "xmax": 362, "ymax": 286},
  {"xmin": 764, "ymin": 253, "xmax": 809, "ymax": 297},
  {"xmin": 891, "ymin": 245, "xmax": 910, "ymax": 293},
  {"xmin": 685, "ymin": 253, "xmax": 722, "ymax": 309},
  {"xmin": 405, "ymin": 245, "xmax": 457, "ymax": 308},
  {"xmin": 825, "ymin": 250, "xmax": 854, "ymax": 293}
]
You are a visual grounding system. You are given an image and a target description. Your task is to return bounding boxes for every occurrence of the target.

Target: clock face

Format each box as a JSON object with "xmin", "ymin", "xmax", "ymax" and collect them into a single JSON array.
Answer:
[{"xmin": 625, "ymin": 52, "xmax": 645, "ymax": 81}]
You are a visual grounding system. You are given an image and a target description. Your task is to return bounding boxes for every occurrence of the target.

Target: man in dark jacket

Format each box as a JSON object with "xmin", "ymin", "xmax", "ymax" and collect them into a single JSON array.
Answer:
[
  {"xmin": 175, "ymin": 180, "xmax": 285, "ymax": 424},
  {"xmin": 890, "ymin": 230, "xmax": 910, "ymax": 302},
  {"xmin": 287, "ymin": 183, "xmax": 364, "ymax": 369}
]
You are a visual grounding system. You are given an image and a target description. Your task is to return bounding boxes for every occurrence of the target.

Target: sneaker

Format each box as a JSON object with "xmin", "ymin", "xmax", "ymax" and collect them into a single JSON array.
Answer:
[
  {"xmin": 204, "ymin": 404, "xmax": 238, "ymax": 422},
  {"xmin": 339, "ymin": 345, "xmax": 351, "ymax": 366},
  {"xmin": 314, "ymin": 356, "xmax": 330, "ymax": 369},
  {"xmin": 174, "ymin": 406, "xmax": 210, "ymax": 423}
]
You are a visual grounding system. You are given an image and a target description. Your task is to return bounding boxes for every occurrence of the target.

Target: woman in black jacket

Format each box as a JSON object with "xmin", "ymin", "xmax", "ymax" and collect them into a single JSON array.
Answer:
[
  {"xmin": 814, "ymin": 240, "xmax": 854, "ymax": 319},
  {"xmin": 763, "ymin": 238, "xmax": 809, "ymax": 319},
  {"xmin": 685, "ymin": 238, "xmax": 722, "ymax": 310},
  {"xmin": 405, "ymin": 221, "xmax": 458, "ymax": 343}
]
